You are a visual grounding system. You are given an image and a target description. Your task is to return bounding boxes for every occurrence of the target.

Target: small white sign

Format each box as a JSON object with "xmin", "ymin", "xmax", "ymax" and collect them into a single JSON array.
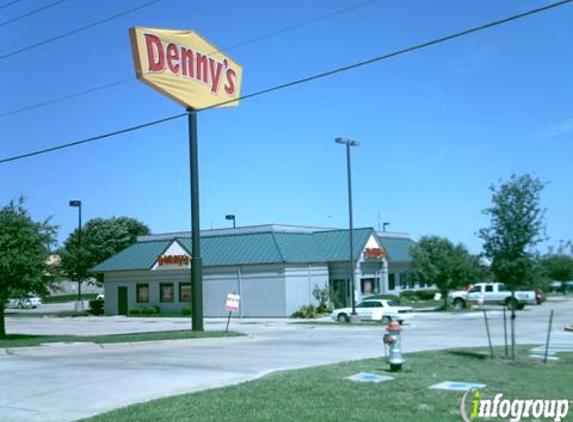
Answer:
[{"xmin": 225, "ymin": 293, "xmax": 240, "ymax": 312}]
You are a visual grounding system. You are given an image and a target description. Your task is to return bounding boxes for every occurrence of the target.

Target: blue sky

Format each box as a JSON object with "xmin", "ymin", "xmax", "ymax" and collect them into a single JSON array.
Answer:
[{"xmin": 1, "ymin": 0, "xmax": 572, "ymax": 254}]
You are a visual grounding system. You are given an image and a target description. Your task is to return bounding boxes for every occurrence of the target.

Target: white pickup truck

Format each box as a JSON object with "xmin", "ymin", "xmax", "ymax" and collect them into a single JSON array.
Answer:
[{"xmin": 449, "ymin": 282, "xmax": 536, "ymax": 310}]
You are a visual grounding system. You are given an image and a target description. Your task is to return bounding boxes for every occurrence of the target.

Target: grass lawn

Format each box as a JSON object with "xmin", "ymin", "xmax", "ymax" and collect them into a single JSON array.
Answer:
[
  {"xmin": 80, "ymin": 346, "xmax": 573, "ymax": 422},
  {"xmin": 0, "ymin": 330, "xmax": 244, "ymax": 348}
]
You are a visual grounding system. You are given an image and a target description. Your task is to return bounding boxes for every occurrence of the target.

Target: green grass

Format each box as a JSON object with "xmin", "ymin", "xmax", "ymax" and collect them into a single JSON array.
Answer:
[
  {"xmin": 79, "ymin": 346, "xmax": 573, "ymax": 422},
  {"xmin": 42, "ymin": 294, "xmax": 99, "ymax": 303},
  {"xmin": 0, "ymin": 330, "xmax": 244, "ymax": 348}
]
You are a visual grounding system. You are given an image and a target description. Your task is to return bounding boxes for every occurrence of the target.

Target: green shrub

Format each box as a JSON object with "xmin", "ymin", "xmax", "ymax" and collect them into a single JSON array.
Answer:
[
  {"xmin": 181, "ymin": 305, "xmax": 192, "ymax": 316},
  {"xmin": 88, "ymin": 299, "xmax": 104, "ymax": 316},
  {"xmin": 129, "ymin": 306, "xmax": 160, "ymax": 316},
  {"xmin": 312, "ymin": 285, "xmax": 333, "ymax": 313},
  {"xmin": 291, "ymin": 305, "xmax": 317, "ymax": 319},
  {"xmin": 399, "ymin": 290, "xmax": 439, "ymax": 301}
]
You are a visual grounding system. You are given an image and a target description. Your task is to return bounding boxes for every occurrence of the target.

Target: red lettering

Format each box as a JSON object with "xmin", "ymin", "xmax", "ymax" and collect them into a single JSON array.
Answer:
[
  {"xmin": 166, "ymin": 43, "xmax": 180, "ymax": 74},
  {"xmin": 225, "ymin": 68, "xmax": 236, "ymax": 94},
  {"xmin": 181, "ymin": 48, "xmax": 194, "ymax": 78},
  {"xmin": 196, "ymin": 53, "xmax": 208, "ymax": 84},
  {"xmin": 209, "ymin": 58, "xmax": 223, "ymax": 93},
  {"xmin": 144, "ymin": 34, "xmax": 165, "ymax": 72}
]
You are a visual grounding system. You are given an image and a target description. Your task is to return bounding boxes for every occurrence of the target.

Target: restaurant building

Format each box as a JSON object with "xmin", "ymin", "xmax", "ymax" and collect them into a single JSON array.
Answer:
[{"xmin": 91, "ymin": 224, "xmax": 422, "ymax": 317}]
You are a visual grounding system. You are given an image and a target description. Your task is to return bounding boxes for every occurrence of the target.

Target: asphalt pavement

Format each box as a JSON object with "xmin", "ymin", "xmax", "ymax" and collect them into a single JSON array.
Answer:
[{"xmin": 1, "ymin": 298, "xmax": 572, "ymax": 422}]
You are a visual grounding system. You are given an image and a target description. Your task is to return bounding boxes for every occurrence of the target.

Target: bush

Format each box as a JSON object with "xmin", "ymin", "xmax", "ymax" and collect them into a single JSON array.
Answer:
[
  {"xmin": 88, "ymin": 299, "xmax": 104, "ymax": 316},
  {"xmin": 181, "ymin": 305, "xmax": 192, "ymax": 316},
  {"xmin": 312, "ymin": 285, "xmax": 333, "ymax": 313},
  {"xmin": 129, "ymin": 306, "xmax": 160, "ymax": 316},
  {"xmin": 291, "ymin": 305, "xmax": 317, "ymax": 319},
  {"xmin": 399, "ymin": 290, "xmax": 439, "ymax": 301}
]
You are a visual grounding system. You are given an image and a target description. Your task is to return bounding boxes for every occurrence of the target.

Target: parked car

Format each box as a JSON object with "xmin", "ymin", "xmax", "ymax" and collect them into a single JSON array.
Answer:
[
  {"xmin": 449, "ymin": 282, "xmax": 536, "ymax": 310},
  {"xmin": 5, "ymin": 296, "xmax": 42, "ymax": 309},
  {"xmin": 331, "ymin": 299, "xmax": 414, "ymax": 323}
]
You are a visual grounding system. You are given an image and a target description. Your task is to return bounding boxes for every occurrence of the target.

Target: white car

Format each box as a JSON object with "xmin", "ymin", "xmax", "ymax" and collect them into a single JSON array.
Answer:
[
  {"xmin": 5, "ymin": 296, "xmax": 42, "ymax": 309},
  {"xmin": 331, "ymin": 299, "xmax": 414, "ymax": 323}
]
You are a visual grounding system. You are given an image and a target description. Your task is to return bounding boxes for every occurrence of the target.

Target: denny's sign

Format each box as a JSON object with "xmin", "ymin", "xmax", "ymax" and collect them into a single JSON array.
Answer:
[{"xmin": 129, "ymin": 27, "xmax": 243, "ymax": 109}]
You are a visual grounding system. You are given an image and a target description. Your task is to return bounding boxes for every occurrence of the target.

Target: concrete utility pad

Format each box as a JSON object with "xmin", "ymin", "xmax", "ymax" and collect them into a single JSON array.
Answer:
[
  {"xmin": 429, "ymin": 381, "xmax": 486, "ymax": 391},
  {"xmin": 345, "ymin": 372, "xmax": 394, "ymax": 383}
]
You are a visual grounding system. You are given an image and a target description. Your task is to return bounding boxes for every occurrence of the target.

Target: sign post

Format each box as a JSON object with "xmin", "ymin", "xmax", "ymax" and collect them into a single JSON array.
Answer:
[
  {"xmin": 129, "ymin": 27, "xmax": 243, "ymax": 332},
  {"xmin": 188, "ymin": 107, "xmax": 203, "ymax": 331},
  {"xmin": 224, "ymin": 293, "xmax": 240, "ymax": 332}
]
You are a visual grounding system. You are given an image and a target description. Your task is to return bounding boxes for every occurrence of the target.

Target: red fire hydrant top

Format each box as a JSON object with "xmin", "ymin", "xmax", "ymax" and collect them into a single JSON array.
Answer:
[{"xmin": 386, "ymin": 320, "xmax": 402, "ymax": 332}]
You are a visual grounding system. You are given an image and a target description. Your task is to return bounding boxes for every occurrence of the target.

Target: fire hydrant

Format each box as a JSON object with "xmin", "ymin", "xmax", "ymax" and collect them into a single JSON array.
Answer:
[{"xmin": 383, "ymin": 320, "xmax": 405, "ymax": 371}]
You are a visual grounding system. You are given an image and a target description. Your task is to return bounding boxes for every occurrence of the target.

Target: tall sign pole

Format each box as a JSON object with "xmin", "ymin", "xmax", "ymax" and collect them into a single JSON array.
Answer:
[
  {"xmin": 129, "ymin": 27, "xmax": 243, "ymax": 332},
  {"xmin": 188, "ymin": 108, "xmax": 203, "ymax": 331}
]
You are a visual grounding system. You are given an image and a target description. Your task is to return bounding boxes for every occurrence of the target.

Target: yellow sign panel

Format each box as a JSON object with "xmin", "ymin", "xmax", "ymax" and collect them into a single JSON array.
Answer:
[{"xmin": 129, "ymin": 27, "xmax": 243, "ymax": 109}]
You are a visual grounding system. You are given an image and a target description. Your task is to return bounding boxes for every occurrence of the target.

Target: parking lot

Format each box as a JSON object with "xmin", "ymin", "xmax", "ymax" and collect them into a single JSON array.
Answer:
[{"xmin": 1, "ymin": 298, "xmax": 572, "ymax": 422}]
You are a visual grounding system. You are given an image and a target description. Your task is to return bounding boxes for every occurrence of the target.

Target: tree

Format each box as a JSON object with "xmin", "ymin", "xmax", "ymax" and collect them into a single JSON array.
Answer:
[
  {"xmin": 479, "ymin": 174, "xmax": 545, "ymax": 359},
  {"xmin": 410, "ymin": 236, "xmax": 482, "ymax": 309},
  {"xmin": 0, "ymin": 198, "xmax": 57, "ymax": 338},
  {"xmin": 60, "ymin": 217, "xmax": 150, "ymax": 285},
  {"xmin": 539, "ymin": 254, "xmax": 573, "ymax": 291}
]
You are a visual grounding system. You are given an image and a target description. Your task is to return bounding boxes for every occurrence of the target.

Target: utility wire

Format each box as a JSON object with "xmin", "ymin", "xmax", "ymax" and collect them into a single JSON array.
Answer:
[
  {"xmin": 1, "ymin": 0, "xmax": 571, "ymax": 165},
  {"xmin": 0, "ymin": 0, "xmax": 70, "ymax": 28},
  {"xmin": 0, "ymin": 0, "xmax": 25, "ymax": 11},
  {"xmin": 0, "ymin": 77, "xmax": 134, "ymax": 118},
  {"xmin": 0, "ymin": 0, "xmax": 383, "ymax": 118},
  {"xmin": 0, "ymin": 0, "xmax": 166, "ymax": 60}
]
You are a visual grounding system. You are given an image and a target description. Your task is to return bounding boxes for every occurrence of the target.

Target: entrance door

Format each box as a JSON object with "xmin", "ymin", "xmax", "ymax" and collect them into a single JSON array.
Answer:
[
  {"xmin": 331, "ymin": 279, "xmax": 349, "ymax": 307},
  {"xmin": 118, "ymin": 286, "xmax": 128, "ymax": 316}
]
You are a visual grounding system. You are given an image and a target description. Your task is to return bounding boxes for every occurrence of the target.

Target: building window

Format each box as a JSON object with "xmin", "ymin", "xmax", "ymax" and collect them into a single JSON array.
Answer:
[
  {"xmin": 136, "ymin": 284, "xmax": 149, "ymax": 303},
  {"xmin": 409, "ymin": 273, "xmax": 416, "ymax": 289},
  {"xmin": 388, "ymin": 273, "xmax": 396, "ymax": 290},
  {"xmin": 179, "ymin": 283, "xmax": 191, "ymax": 302},
  {"xmin": 160, "ymin": 283, "xmax": 174, "ymax": 302},
  {"xmin": 399, "ymin": 273, "xmax": 408, "ymax": 289},
  {"xmin": 361, "ymin": 278, "xmax": 380, "ymax": 295}
]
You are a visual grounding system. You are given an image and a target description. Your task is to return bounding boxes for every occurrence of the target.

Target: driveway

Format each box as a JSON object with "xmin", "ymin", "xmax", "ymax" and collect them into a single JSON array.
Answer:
[{"xmin": 1, "ymin": 299, "xmax": 571, "ymax": 422}]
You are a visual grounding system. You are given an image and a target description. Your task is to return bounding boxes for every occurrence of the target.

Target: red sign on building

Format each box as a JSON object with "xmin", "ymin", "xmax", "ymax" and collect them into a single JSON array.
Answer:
[{"xmin": 364, "ymin": 248, "xmax": 385, "ymax": 260}]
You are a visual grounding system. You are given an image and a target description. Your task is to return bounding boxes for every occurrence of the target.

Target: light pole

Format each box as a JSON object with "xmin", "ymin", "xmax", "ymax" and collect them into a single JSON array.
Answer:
[
  {"xmin": 383, "ymin": 222, "xmax": 390, "ymax": 232},
  {"xmin": 225, "ymin": 214, "xmax": 236, "ymax": 229},
  {"xmin": 335, "ymin": 137, "xmax": 360, "ymax": 317},
  {"xmin": 69, "ymin": 200, "xmax": 83, "ymax": 311}
]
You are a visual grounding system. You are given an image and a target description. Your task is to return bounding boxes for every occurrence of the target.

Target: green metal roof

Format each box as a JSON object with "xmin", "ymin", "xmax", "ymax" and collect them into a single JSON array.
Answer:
[
  {"xmin": 313, "ymin": 228, "xmax": 375, "ymax": 262},
  {"xmin": 378, "ymin": 237, "xmax": 415, "ymax": 262},
  {"xmin": 90, "ymin": 227, "xmax": 413, "ymax": 272},
  {"xmin": 90, "ymin": 239, "xmax": 172, "ymax": 273},
  {"xmin": 179, "ymin": 234, "xmax": 284, "ymax": 266}
]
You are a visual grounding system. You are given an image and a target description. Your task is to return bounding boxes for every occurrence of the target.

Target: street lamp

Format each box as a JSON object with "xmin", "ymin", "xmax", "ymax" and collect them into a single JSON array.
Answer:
[
  {"xmin": 335, "ymin": 137, "xmax": 360, "ymax": 317},
  {"xmin": 69, "ymin": 200, "xmax": 83, "ymax": 311},
  {"xmin": 225, "ymin": 214, "xmax": 236, "ymax": 229},
  {"xmin": 383, "ymin": 222, "xmax": 390, "ymax": 232}
]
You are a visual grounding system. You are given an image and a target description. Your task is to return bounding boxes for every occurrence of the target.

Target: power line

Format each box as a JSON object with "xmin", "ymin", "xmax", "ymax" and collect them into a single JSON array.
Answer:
[
  {"xmin": 0, "ymin": 112, "xmax": 188, "ymax": 164},
  {"xmin": 0, "ymin": 0, "xmax": 70, "ymax": 28},
  {"xmin": 0, "ymin": 0, "xmax": 166, "ymax": 60},
  {"xmin": 0, "ymin": 77, "xmax": 134, "ymax": 118},
  {"xmin": 0, "ymin": 0, "xmax": 383, "ymax": 118},
  {"xmin": 0, "ymin": 0, "xmax": 25, "ymax": 11},
  {"xmin": 1, "ymin": 0, "xmax": 571, "ymax": 165}
]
